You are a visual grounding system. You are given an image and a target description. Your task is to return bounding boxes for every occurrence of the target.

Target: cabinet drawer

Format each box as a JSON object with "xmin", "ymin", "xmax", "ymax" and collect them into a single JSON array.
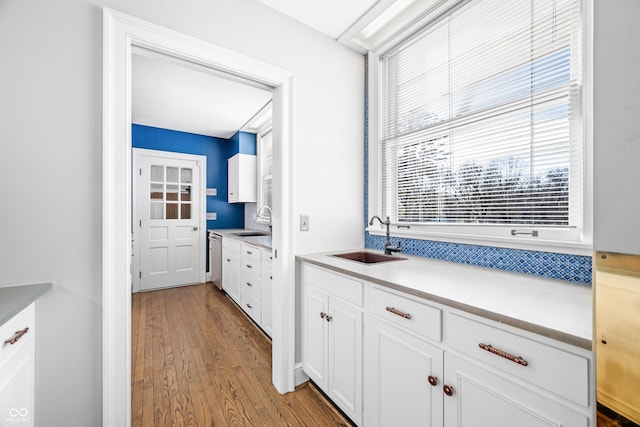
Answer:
[
  {"xmin": 241, "ymin": 243, "xmax": 260, "ymax": 263},
  {"xmin": 369, "ymin": 286, "xmax": 442, "ymax": 342},
  {"xmin": 0, "ymin": 303, "xmax": 35, "ymax": 365},
  {"xmin": 447, "ymin": 312, "xmax": 590, "ymax": 407},
  {"xmin": 242, "ymin": 265, "xmax": 262, "ymax": 301},
  {"xmin": 242, "ymin": 294, "xmax": 261, "ymax": 325},
  {"xmin": 302, "ymin": 264, "xmax": 363, "ymax": 306},
  {"xmin": 261, "ymin": 249, "xmax": 273, "ymax": 264}
]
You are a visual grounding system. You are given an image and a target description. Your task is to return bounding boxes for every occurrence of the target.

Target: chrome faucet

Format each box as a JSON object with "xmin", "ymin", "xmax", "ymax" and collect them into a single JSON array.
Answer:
[
  {"xmin": 369, "ymin": 215, "xmax": 402, "ymax": 255},
  {"xmin": 258, "ymin": 205, "xmax": 273, "ymax": 235}
]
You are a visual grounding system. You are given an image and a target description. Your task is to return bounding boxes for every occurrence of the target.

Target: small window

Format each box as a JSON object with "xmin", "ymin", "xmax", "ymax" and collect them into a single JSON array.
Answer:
[{"xmin": 371, "ymin": 0, "xmax": 588, "ymax": 251}]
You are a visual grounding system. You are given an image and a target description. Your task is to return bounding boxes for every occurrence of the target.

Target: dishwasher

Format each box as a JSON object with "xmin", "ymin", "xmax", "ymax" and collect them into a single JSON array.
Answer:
[{"xmin": 209, "ymin": 232, "xmax": 223, "ymax": 289}]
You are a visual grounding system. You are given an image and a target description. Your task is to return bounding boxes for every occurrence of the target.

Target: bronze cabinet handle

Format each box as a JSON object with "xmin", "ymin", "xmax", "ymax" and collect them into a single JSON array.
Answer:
[
  {"xmin": 246, "ymin": 282, "xmax": 253, "ymax": 287},
  {"xmin": 443, "ymin": 384, "xmax": 454, "ymax": 396},
  {"xmin": 385, "ymin": 306, "xmax": 411, "ymax": 319},
  {"xmin": 325, "ymin": 315, "xmax": 332, "ymax": 322},
  {"xmin": 246, "ymin": 303, "xmax": 253, "ymax": 309},
  {"xmin": 4, "ymin": 327, "xmax": 29, "ymax": 345},
  {"xmin": 428, "ymin": 375, "xmax": 438, "ymax": 386},
  {"xmin": 479, "ymin": 343, "xmax": 528, "ymax": 367},
  {"xmin": 320, "ymin": 312, "xmax": 326, "ymax": 319}
]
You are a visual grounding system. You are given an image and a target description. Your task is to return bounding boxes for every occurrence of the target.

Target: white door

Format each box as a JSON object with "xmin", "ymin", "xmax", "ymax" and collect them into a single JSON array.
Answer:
[{"xmin": 134, "ymin": 149, "xmax": 205, "ymax": 291}]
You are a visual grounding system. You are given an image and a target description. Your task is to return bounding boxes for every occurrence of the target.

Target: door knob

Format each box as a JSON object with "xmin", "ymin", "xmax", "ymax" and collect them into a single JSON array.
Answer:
[
  {"xmin": 193, "ymin": 226, "xmax": 199, "ymax": 231},
  {"xmin": 443, "ymin": 384, "xmax": 454, "ymax": 396},
  {"xmin": 428, "ymin": 375, "xmax": 438, "ymax": 386}
]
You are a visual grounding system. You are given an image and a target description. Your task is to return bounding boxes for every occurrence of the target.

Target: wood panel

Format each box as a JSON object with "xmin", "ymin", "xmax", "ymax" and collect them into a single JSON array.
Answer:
[
  {"xmin": 132, "ymin": 283, "xmax": 352, "ymax": 426},
  {"xmin": 596, "ymin": 252, "xmax": 640, "ymax": 426}
]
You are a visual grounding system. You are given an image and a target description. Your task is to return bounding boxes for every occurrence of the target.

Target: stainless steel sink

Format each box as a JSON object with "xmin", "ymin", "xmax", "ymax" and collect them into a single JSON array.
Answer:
[
  {"xmin": 230, "ymin": 231, "xmax": 270, "ymax": 237},
  {"xmin": 332, "ymin": 251, "xmax": 407, "ymax": 264}
]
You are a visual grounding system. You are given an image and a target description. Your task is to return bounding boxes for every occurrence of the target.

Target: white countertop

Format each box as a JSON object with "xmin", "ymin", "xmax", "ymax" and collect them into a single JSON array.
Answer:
[
  {"xmin": 0, "ymin": 282, "xmax": 52, "ymax": 327},
  {"xmin": 209, "ymin": 229, "xmax": 272, "ymax": 250},
  {"xmin": 297, "ymin": 249, "xmax": 593, "ymax": 350}
]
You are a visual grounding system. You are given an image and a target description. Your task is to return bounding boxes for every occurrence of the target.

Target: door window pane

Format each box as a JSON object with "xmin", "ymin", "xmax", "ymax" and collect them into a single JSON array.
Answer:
[
  {"xmin": 166, "ymin": 167, "xmax": 179, "ymax": 183},
  {"xmin": 150, "ymin": 183, "xmax": 163, "ymax": 200},
  {"xmin": 150, "ymin": 202, "xmax": 164, "ymax": 220},
  {"xmin": 166, "ymin": 184, "xmax": 179, "ymax": 201},
  {"xmin": 166, "ymin": 203, "xmax": 178, "ymax": 219},
  {"xmin": 181, "ymin": 185, "xmax": 191, "ymax": 201},
  {"xmin": 150, "ymin": 165, "xmax": 164, "ymax": 182},
  {"xmin": 181, "ymin": 204, "xmax": 191, "ymax": 220},
  {"xmin": 181, "ymin": 168, "xmax": 192, "ymax": 184}
]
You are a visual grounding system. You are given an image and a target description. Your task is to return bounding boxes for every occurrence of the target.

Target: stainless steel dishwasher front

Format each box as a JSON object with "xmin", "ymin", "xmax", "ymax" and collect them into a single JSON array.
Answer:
[{"xmin": 209, "ymin": 232, "xmax": 223, "ymax": 289}]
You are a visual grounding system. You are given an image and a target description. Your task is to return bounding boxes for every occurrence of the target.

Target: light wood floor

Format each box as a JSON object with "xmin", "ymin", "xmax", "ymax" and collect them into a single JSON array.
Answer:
[{"xmin": 132, "ymin": 283, "xmax": 352, "ymax": 427}]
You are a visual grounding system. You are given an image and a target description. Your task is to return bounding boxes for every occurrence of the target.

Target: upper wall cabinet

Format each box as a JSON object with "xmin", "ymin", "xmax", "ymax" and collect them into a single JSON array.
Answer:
[{"xmin": 228, "ymin": 153, "xmax": 256, "ymax": 203}]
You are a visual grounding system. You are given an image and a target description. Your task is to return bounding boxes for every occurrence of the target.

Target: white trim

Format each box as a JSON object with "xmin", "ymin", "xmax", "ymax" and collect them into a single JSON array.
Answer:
[
  {"xmin": 294, "ymin": 362, "xmax": 310, "ymax": 387},
  {"xmin": 103, "ymin": 8, "xmax": 296, "ymax": 427},
  {"xmin": 132, "ymin": 148, "xmax": 207, "ymax": 292}
]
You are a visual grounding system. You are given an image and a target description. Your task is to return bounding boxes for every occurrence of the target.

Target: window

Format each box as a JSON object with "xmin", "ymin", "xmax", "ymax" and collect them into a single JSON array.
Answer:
[
  {"xmin": 257, "ymin": 130, "xmax": 273, "ymax": 211},
  {"xmin": 372, "ymin": 0, "xmax": 588, "ymax": 251}
]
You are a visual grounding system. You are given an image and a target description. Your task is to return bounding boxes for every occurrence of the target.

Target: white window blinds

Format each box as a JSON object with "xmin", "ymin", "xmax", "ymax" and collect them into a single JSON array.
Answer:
[{"xmin": 379, "ymin": 0, "xmax": 583, "ymax": 228}]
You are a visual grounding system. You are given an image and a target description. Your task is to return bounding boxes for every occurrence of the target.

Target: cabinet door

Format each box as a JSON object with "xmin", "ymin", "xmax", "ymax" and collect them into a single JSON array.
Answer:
[
  {"xmin": 366, "ymin": 317, "xmax": 443, "ymax": 427},
  {"xmin": 227, "ymin": 155, "xmax": 238, "ymax": 202},
  {"xmin": 301, "ymin": 285, "xmax": 328, "ymax": 390},
  {"xmin": 443, "ymin": 353, "xmax": 588, "ymax": 427},
  {"xmin": 261, "ymin": 260, "xmax": 273, "ymax": 337},
  {"xmin": 221, "ymin": 240, "xmax": 241, "ymax": 304},
  {"xmin": 328, "ymin": 298, "xmax": 363, "ymax": 425}
]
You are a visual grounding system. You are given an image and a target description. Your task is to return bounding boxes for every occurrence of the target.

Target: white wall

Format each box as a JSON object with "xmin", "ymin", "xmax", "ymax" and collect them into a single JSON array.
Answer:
[
  {"xmin": 0, "ymin": 0, "xmax": 363, "ymax": 423},
  {"xmin": 593, "ymin": 0, "xmax": 640, "ymax": 255}
]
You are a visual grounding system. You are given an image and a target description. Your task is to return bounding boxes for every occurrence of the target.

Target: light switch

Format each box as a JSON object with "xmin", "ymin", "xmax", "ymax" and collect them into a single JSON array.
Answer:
[
  {"xmin": 206, "ymin": 188, "xmax": 217, "ymax": 196},
  {"xmin": 300, "ymin": 214, "xmax": 309, "ymax": 231},
  {"xmin": 206, "ymin": 212, "xmax": 217, "ymax": 220}
]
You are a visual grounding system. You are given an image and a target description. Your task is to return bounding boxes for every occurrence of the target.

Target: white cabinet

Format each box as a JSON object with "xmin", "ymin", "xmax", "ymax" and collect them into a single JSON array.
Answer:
[
  {"xmin": 221, "ymin": 238, "xmax": 241, "ymax": 303},
  {"xmin": 365, "ymin": 286, "xmax": 444, "ymax": 427},
  {"xmin": 261, "ymin": 249, "xmax": 273, "ymax": 337},
  {"xmin": 299, "ymin": 262, "xmax": 594, "ymax": 427},
  {"xmin": 227, "ymin": 154, "xmax": 256, "ymax": 203},
  {"xmin": 301, "ymin": 264, "xmax": 363, "ymax": 425},
  {"xmin": 240, "ymin": 242, "xmax": 262, "ymax": 324},
  {"xmin": 221, "ymin": 237, "xmax": 273, "ymax": 337},
  {"xmin": 0, "ymin": 303, "xmax": 35, "ymax": 426}
]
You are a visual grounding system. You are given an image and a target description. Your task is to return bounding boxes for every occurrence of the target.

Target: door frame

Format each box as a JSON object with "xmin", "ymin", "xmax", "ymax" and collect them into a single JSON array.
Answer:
[
  {"xmin": 132, "ymin": 148, "xmax": 207, "ymax": 292},
  {"xmin": 103, "ymin": 8, "xmax": 296, "ymax": 426}
]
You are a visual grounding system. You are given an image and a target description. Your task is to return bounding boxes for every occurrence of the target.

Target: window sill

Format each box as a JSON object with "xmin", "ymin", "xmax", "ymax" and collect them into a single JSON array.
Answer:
[{"xmin": 367, "ymin": 228, "xmax": 593, "ymax": 256}]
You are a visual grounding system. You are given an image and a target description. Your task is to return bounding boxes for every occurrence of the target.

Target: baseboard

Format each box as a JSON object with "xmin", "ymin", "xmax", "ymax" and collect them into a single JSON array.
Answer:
[{"xmin": 294, "ymin": 363, "xmax": 309, "ymax": 387}]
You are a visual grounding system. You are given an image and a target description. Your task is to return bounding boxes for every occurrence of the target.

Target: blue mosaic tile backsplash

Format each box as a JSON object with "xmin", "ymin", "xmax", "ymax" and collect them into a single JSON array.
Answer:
[{"xmin": 362, "ymin": 56, "xmax": 592, "ymax": 286}]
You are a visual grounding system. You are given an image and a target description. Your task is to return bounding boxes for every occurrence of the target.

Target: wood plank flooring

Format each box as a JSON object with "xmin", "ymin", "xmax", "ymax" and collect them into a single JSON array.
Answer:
[{"xmin": 132, "ymin": 282, "xmax": 352, "ymax": 427}]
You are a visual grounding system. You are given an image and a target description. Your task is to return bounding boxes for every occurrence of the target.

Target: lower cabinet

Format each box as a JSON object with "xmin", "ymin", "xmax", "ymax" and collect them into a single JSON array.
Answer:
[
  {"xmin": 221, "ymin": 238, "xmax": 241, "ymax": 303},
  {"xmin": 444, "ymin": 352, "xmax": 588, "ymax": 427},
  {"xmin": 0, "ymin": 303, "xmax": 35, "ymax": 426},
  {"xmin": 221, "ymin": 237, "xmax": 273, "ymax": 337},
  {"xmin": 300, "ymin": 262, "xmax": 595, "ymax": 427},
  {"xmin": 365, "ymin": 316, "xmax": 443, "ymax": 427},
  {"xmin": 301, "ymin": 264, "xmax": 363, "ymax": 425}
]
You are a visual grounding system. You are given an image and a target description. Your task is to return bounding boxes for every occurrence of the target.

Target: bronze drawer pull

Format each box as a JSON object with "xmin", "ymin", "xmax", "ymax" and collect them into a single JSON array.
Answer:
[
  {"xmin": 246, "ymin": 264, "xmax": 253, "ymax": 269},
  {"xmin": 428, "ymin": 375, "xmax": 438, "ymax": 386},
  {"xmin": 246, "ymin": 282, "xmax": 253, "ymax": 287},
  {"xmin": 479, "ymin": 343, "xmax": 528, "ymax": 367},
  {"xmin": 443, "ymin": 384, "xmax": 454, "ymax": 396},
  {"xmin": 385, "ymin": 306, "xmax": 411, "ymax": 319},
  {"xmin": 5, "ymin": 327, "xmax": 29, "ymax": 345}
]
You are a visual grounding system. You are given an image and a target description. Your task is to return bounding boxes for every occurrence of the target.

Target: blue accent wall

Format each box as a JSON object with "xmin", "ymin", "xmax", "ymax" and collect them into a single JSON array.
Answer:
[
  {"xmin": 362, "ymin": 56, "xmax": 592, "ymax": 286},
  {"xmin": 132, "ymin": 124, "xmax": 256, "ymax": 230}
]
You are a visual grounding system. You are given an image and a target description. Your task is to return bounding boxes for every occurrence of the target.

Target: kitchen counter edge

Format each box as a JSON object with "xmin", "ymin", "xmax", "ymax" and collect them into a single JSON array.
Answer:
[
  {"xmin": 0, "ymin": 282, "xmax": 52, "ymax": 327},
  {"xmin": 297, "ymin": 251, "xmax": 592, "ymax": 351},
  {"xmin": 209, "ymin": 229, "xmax": 272, "ymax": 251}
]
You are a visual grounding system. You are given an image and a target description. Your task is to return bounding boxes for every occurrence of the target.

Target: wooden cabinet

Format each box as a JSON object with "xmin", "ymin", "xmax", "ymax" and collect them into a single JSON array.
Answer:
[
  {"xmin": 227, "ymin": 154, "xmax": 256, "ymax": 203},
  {"xmin": 0, "ymin": 303, "xmax": 35, "ymax": 426},
  {"xmin": 301, "ymin": 264, "xmax": 363, "ymax": 425},
  {"xmin": 221, "ymin": 238, "xmax": 241, "ymax": 303},
  {"xmin": 595, "ymin": 253, "xmax": 640, "ymax": 425}
]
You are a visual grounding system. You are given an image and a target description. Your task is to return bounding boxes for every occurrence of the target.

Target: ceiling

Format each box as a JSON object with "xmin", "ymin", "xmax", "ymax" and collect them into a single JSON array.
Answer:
[
  {"xmin": 255, "ymin": 0, "xmax": 380, "ymax": 39},
  {"xmin": 131, "ymin": 0, "xmax": 388, "ymax": 139},
  {"xmin": 132, "ymin": 48, "xmax": 273, "ymax": 139}
]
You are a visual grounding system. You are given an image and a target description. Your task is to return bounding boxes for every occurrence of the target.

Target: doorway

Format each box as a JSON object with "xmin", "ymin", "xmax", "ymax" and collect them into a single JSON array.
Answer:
[
  {"xmin": 132, "ymin": 148, "xmax": 207, "ymax": 292},
  {"xmin": 103, "ymin": 8, "xmax": 296, "ymax": 426}
]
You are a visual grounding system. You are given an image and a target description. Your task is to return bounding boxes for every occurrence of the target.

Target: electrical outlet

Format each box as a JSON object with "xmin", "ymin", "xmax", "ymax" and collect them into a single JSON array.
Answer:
[
  {"xmin": 206, "ymin": 188, "xmax": 217, "ymax": 196},
  {"xmin": 300, "ymin": 214, "xmax": 309, "ymax": 231},
  {"xmin": 206, "ymin": 212, "xmax": 217, "ymax": 220}
]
